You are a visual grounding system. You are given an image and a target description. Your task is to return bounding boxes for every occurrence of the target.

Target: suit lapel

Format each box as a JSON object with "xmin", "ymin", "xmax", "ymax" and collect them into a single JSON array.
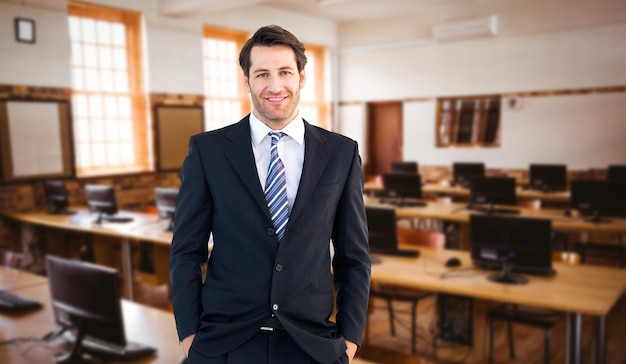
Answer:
[
  {"xmin": 223, "ymin": 116, "xmax": 271, "ymax": 221},
  {"xmin": 289, "ymin": 121, "xmax": 329, "ymax": 226}
]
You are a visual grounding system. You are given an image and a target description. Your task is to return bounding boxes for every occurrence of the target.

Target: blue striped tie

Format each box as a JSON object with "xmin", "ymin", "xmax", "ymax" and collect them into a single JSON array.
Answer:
[{"xmin": 265, "ymin": 132, "xmax": 289, "ymax": 241}]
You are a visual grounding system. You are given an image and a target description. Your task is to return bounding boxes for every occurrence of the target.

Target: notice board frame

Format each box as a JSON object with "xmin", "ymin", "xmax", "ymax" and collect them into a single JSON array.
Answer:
[
  {"xmin": 154, "ymin": 104, "xmax": 204, "ymax": 172},
  {"xmin": 0, "ymin": 99, "xmax": 75, "ymax": 184}
]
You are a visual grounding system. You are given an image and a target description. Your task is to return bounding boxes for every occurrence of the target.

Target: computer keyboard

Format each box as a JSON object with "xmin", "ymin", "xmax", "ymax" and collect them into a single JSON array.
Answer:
[
  {"xmin": 102, "ymin": 215, "xmax": 134, "ymax": 223},
  {"xmin": 63, "ymin": 331, "xmax": 156, "ymax": 360},
  {"xmin": 0, "ymin": 290, "xmax": 43, "ymax": 312}
]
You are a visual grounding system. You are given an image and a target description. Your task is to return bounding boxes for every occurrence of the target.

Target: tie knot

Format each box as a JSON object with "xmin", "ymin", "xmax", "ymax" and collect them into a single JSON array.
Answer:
[{"xmin": 268, "ymin": 131, "xmax": 285, "ymax": 145}]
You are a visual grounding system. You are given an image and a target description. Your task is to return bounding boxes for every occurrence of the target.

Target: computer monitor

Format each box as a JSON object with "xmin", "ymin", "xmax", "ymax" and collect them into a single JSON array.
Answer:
[
  {"xmin": 365, "ymin": 206, "xmax": 418, "ymax": 258},
  {"xmin": 391, "ymin": 161, "xmax": 418, "ymax": 175},
  {"xmin": 529, "ymin": 164, "xmax": 567, "ymax": 191},
  {"xmin": 43, "ymin": 180, "xmax": 75, "ymax": 215},
  {"xmin": 452, "ymin": 162, "xmax": 485, "ymax": 187},
  {"xmin": 45, "ymin": 255, "xmax": 156, "ymax": 362},
  {"xmin": 570, "ymin": 180, "xmax": 626, "ymax": 222},
  {"xmin": 155, "ymin": 187, "xmax": 178, "ymax": 232},
  {"xmin": 607, "ymin": 165, "xmax": 626, "ymax": 182},
  {"xmin": 470, "ymin": 215, "xmax": 554, "ymax": 285},
  {"xmin": 469, "ymin": 177, "xmax": 518, "ymax": 214},
  {"xmin": 382, "ymin": 173, "xmax": 426, "ymax": 206},
  {"xmin": 84, "ymin": 184, "xmax": 132, "ymax": 224}
]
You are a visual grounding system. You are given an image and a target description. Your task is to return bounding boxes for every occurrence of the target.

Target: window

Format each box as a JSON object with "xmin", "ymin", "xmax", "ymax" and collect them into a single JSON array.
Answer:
[
  {"xmin": 300, "ymin": 44, "xmax": 329, "ymax": 130},
  {"xmin": 202, "ymin": 26, "xmax": 249, "ymax": 131},
  {"xmin": 68, "ymin": 1, "xmax": 148, "ymax": 176},
  {"xmin": 436, "ymin": 95, "xmax": 501, "ymax": 147},
  {"xmin": 202, "ymin": 26, "xmax": 329, "ymax": 131}
]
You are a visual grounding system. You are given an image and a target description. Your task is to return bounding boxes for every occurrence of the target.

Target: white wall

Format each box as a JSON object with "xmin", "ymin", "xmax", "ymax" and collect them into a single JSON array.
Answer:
[
  {"xmin": 0, "ymin": 0, "xmax": 71, "ymax": 87},
  {"xmin": 337, "ymin": 21, "xmax": 626, "ymax": 169},
  {"xmin": 0, "ymin": 0, "xmax": 337, "ymax": 95}
]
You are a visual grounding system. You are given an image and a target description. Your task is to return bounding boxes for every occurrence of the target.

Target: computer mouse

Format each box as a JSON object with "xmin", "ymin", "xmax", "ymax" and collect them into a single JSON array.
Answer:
[{"xmin": 445, "ymin": 257, "xmax": 461, "ymax": 267}]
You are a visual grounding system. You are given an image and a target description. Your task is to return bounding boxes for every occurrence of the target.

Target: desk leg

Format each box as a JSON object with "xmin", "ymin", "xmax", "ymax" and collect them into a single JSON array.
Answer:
[
  {"xmin": 120, "ymin": 238, "xmax": 134, "ymax": 301},
  {"xmin": 593, "ymin": 316, "xmax": 606, "ymax": 364},
  {"xmin": 153, "ymin": 244, "xmax": 171, "ymax": 288},
  {"xmin": 565, "ymin": 312, "xmax": 583, "ymax": 364},
  {"xmin": 93, "ymin": 236, "xmax": 135, "ymax": 301}
]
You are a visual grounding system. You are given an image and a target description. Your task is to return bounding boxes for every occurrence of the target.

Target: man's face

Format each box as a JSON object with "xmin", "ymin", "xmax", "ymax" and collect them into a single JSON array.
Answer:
[{"xmin": 244, "ymin": 45, "xmax": 306, "ymax": 130}]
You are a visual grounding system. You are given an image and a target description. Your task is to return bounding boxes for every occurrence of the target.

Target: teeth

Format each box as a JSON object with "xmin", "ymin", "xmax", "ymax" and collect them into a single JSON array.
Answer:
[{"xmin": 267, "ymin": 97, "xmax": 285, "ymax": 101}]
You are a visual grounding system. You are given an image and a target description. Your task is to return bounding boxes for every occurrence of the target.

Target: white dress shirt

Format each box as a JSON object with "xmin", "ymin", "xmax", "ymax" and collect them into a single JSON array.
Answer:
[{"xmin": 250, "ymin": 113, "xmax": 305, "ymax": 213}]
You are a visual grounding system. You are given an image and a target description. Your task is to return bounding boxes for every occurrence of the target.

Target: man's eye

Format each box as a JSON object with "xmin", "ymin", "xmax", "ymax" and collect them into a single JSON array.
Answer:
[
  {"xmin": 256, "ymin": 73, "xmax": 268, "ymax": 78},
  {"xmin": 280, "ymin": 71, "xmax": 292, "ymax": 75}
]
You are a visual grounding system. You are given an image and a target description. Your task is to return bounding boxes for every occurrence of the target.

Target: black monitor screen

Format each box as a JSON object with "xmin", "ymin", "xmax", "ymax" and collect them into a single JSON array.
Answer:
[
  {"xmin": 470, "ymin": 177, "xmax": 516, "ymax": 206},
  {"xmin": 44, "ymin": 180, "xmax": 70, "ymax": 214},
  {"xmin": 46, "ymin": 255, "xmax": 127, "ymax": 360},
  {"xmin": 529, "ymin": 164, "xmax": 567, "ymax": 190},
  {"xmin": 570, "ymin": 180, "xmax": 626, "ymax": 220},
  {"xmin": 453, "ymin": 162, "xmax": 485, "ymax": 185},
  {"xmin": 391, "ymin": 161, "xmax": 418, "ymax": 175},
  {"xmin": 608, "ymin": 165, "xmax": 626, "ymax": 182},
  {"xmin": 383, "ymin": 173, "xmax": 422, "ymax": 200},
  {"xmin": 470, "ymin": 215, "xmax": 553, "ymax": 280},
  {"xmin": 155, "ymin": 187, "xmax": 178, "ymax": 231},
  {"xmin": 365, "ymin": 206, "xmax": 398, "ymax": 253}
]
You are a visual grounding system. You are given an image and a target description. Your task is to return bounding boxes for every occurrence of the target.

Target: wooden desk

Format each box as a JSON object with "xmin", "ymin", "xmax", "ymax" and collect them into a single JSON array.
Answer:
[
  {"xmin": 369, "ymin": 248, "xmax": 626, "ymax": 364},
  {"xmin": 0, "ymin": 209, "xmax": 174, "ymax": 301},
  {"xmin": 0, "ymin": 266, "xmax": 182, "ymax": 364},
  {"xmin": 0, "ymin": 265, "xmax": 47, "ymax": 291},
  {"xmin": 363, "ymin": 181, "xmax": 571, "ymax": 205},
  {"xmin": 365, "ymin": 198, "xmax": 626, "ymax": 250}
]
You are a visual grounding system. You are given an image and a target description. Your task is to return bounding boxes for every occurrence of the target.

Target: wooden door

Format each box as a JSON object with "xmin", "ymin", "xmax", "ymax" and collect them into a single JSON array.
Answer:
[{"xmin": 366, "ymin": 101, "xmax": 403, "ymax": 176}]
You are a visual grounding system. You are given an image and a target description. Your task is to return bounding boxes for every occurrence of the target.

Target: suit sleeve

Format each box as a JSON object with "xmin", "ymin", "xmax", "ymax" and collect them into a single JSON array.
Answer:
[
  {"xmin": 169, "ymin": 135, "xmax": 213, "ymax": 342},
  {"xmin": 331, "ymin": 141, "xmax": 371, "ymax": 347}
]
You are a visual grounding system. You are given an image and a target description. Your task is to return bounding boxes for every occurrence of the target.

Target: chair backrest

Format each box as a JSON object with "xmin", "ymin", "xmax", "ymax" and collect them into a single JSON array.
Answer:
[
  {"xmin": 0, "ymin": 250, "xmax": 22, "ymax": 268},
  {"xmin": 397, "ymin": 228, "xmax": 446, "ymax": 250}
]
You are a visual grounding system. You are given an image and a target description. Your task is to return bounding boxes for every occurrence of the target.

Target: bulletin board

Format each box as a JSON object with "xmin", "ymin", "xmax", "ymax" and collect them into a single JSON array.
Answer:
[
  {"xmin": 0, "ymin": 99, "xmax": 75, "ymax": 183},
  {"xmin": 154, "ymin": 105, "xmax": 204, "ymax": 172}
]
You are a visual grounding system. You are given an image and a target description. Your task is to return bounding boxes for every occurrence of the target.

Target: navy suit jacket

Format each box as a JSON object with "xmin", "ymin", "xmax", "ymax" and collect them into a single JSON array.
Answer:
[{"xmin": 169, "ymin": 116, "xmax": 371, "ymax": 363}]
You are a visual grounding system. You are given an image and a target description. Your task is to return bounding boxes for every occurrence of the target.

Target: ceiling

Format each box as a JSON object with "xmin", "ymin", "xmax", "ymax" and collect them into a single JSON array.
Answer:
[{"xmin": 157, "ymin": 0, "xmax": 483, "ymax": 23}]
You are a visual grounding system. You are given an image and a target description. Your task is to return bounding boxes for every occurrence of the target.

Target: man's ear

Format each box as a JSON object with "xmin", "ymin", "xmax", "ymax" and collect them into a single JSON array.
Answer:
[
  {"xmin": 243, "ymin": 76, "xmax": 251, "ymax": 92},
  {"xmin": 299, "ymin": 70, "xmax": 306, "ymax": 89}
]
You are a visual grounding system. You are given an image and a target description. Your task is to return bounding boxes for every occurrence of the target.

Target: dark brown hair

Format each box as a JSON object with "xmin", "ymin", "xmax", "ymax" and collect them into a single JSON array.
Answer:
[{"xmin": 239, "ymin": 25, "xmax": 307, "ymax": 78}]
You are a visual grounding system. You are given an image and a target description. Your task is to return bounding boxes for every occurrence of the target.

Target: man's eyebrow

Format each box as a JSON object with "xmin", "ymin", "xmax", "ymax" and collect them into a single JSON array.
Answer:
[{"xmin": 251, "ymin": 66, "xmax": 296, "ymax": 74}]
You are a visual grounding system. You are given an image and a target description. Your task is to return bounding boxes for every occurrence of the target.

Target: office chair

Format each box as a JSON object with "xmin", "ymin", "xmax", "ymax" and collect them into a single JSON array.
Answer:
[
  {"xmin": 368, "ymin": 228, "xmax": 446, "ymax": 355},
  {"xmin": 0, "ymin": 250, "xmax": 22, "ymax": 268},
  {"xmin": 487, "ymin": 251, "xmax": 580, "ymax": 364}
]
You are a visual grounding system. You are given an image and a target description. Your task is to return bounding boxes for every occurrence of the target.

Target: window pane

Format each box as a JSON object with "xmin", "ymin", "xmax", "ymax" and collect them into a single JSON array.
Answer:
[
  {"xmin": 111, "ymin": 23, "xmax": 126, "ymax": 46},
  {"xmin": 103, "ymin": 96, "xmax": 117, "ymax": 118},
  {"xmin": 91, "ymin": 119, "xmax": 104, "ymax": 142},
  {"xmin": 85, "ymin": 69, "xmax": 99, "ymax": 90},
  {"xmin": 99, "ymin": 47, "xmax": 112, "ymax": 69},
  {"xmin": 81, "ymin": 19, "xmax": 96, "ymax": 43},
  {"xmin": 71, "ymin": 43, "xmax": 83, "ymax": 66},
  {"xmin": 88, "ymin": 95, "xmax": 103, "ymax": 117},
  {"xmin": 72, "ymin": 68, "xmax": 84, "ymax": 89},
  {"xmin": 69, "ymin": 17, "xmax": 81, "ymax": 41},
  {"xmin": 96, "ymin": 20, "xmax": 111, "ymax": 44},
  {"xmin": 84, "ymin": 44, "xmax": 98, "ymax": 68},
  {"xmin": 113, "ymin": 48, "xmax": 127, "ymax": 70}
]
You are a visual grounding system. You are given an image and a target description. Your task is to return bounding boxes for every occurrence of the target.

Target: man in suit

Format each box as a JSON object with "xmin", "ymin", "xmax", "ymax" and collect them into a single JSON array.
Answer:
[{"xmin": 169, "ymin": 25, "xmax": 371, "ymax": 363}]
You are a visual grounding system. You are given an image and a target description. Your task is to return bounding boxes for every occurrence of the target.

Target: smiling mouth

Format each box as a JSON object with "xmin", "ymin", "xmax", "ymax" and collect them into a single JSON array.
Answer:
[{"xmin": 266, "ymin": 96, "xmax": 287, "ymax": 102}]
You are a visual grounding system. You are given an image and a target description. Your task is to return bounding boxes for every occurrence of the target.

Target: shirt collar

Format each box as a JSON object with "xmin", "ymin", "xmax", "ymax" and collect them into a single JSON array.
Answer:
[{"xmin": 249, "ymin": 112, "xmax": 305, "ymax": 147}]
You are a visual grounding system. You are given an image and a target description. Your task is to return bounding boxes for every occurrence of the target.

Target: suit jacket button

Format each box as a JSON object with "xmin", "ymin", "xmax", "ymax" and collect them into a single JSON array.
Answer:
[
  {"xmin": 267, "ymin": 228, "xmax": 275, "ymax": 236},
  {"xmin": 272, "ymin": 303, "xmax": 279, "ymax": 311},
  {"xmin": 275, "ymin": 264, "xmax": 283, "ymax": 272}
]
